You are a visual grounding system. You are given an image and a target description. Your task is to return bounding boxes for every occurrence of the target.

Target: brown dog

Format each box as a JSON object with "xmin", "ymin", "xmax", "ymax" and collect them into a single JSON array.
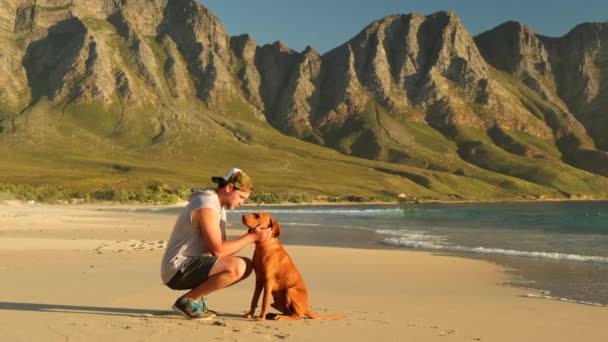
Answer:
[{"xmin": 241, "ymin": 212, "xmax": 344, "ymax": 320}]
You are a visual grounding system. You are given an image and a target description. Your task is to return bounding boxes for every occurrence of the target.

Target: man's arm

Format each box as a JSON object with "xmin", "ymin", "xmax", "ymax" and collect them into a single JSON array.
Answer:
[{"xmin": 193, "ymin": 207, "xmax": 266, "ymax": 256}]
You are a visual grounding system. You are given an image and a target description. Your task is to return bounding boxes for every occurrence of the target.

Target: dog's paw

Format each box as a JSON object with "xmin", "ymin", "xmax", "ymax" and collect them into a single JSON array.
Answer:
[
  {"xmin": 243, "ymin": 313, "xmax": 253, "ymax": 319},
  {"xmin": 266, "ymin": 313, "xmax": 279, "ymax": 320}
]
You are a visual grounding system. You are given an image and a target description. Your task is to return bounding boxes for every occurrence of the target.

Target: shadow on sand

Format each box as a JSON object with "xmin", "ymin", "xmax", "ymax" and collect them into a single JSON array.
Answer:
[
  {"xmin": 0, "ymin": 302, "xmax": 246, "ymax": 320},
  {"xmin": 0, "ymin": 301, "xmax": 176, "ymax": 319}
]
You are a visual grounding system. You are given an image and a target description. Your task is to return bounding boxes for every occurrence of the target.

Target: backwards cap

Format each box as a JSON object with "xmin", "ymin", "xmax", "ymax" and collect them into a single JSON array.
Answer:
[{"xmin": 211, "ymin": 167, "xmax": 253, "ymax": 192}]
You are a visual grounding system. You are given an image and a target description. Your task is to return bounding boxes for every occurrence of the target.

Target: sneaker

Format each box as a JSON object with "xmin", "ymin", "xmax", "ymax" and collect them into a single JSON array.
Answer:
[
  {"xmin": 197, "ymin": 297, "xmax": 217, "ymax": 317},
  {"xmin": 172, "ymin": 296, "xmax": 215, "ymax": 320}
]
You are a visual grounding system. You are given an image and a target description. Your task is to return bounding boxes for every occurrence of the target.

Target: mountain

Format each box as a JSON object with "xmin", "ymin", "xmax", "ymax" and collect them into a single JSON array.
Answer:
[
  {"xmin": 0, "ymin": 0, "xmax": 607, "ymax": 201},
  {"xmin": 475, "ymin": 21, "xmax": 608, "ymax": 176}
]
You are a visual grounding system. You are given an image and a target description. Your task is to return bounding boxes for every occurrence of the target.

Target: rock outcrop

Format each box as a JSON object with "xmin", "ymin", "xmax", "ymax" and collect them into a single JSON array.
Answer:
[
  {"xmin": 476, "ymin": 20, "xmax": 608, "ymax": 175},
  {"xmin": 0, "ymin": 0, "xmax": 606, "ymax": 194}
]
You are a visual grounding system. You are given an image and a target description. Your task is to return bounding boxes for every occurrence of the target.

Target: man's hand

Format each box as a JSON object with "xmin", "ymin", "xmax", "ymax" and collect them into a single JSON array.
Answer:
[{"xmin": 250, "ymin": 223, "xmax": 272, "ymax": 242}]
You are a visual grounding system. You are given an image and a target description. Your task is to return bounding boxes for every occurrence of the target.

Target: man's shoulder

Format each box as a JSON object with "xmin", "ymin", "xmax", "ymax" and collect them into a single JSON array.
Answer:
[
  {"xmin": 190, "ymin": 187, "xmax": 216, "ymax": 197},
  {"xmin": 189, "ymin": 188, "xmax": 219, "ymax": 207}
]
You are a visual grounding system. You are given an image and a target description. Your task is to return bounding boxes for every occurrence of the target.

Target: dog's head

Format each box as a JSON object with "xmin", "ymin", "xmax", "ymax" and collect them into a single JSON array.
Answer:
[{"xmin": 242, "ymin": 212, "xmax": 281, "ymax": 238}]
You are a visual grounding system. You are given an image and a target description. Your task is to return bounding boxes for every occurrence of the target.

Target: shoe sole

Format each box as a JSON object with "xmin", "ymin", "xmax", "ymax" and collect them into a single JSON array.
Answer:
[{"xmin": 171, "ymin": 304, "xmax": 215, "ymax": 321}]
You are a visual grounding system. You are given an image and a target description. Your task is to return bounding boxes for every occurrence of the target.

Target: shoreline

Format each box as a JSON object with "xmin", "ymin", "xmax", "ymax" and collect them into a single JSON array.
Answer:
[
  {"xmin": 3, "ymin": 201, "xmax": 607, "ymax": 305},
  {"xmin": 500, "ymin": 282, "xmax": 608, "ymax": 308},
  {"xmin": 450, "ymin": 251, "xmax": 608, "ymax": 308},
  {"xmin": 0, "ymin": 204, "xmax": 607, "ymax": 341},
  {"xmin": 4, "ymin": 196, "xmax": 608, "ymax": 209}
]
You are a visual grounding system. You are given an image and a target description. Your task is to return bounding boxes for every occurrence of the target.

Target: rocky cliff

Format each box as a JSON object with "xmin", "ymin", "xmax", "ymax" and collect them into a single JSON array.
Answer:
[
  {"xmin": 476, "ymin": 20, "xmax": 608, "ymax": 175},
  {"xmin": 0, "ymin": 0, "xmax": 607, "ymax": 199}
]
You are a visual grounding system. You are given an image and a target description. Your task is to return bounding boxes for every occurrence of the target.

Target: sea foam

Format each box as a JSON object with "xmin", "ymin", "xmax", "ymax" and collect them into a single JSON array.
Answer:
[
  {"xmin": 380, "ymin": 233, "xmax": 608, "ymax": 264},
  {"xmin": 232, "ymin": 208, "xmax": 403, "ymax": 216}
]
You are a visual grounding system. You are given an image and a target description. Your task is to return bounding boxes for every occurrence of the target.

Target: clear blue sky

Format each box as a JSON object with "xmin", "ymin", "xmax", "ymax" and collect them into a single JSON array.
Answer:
[{"xmin": 199, "ymin": 0, "xmax": 607, "ymax": 54}]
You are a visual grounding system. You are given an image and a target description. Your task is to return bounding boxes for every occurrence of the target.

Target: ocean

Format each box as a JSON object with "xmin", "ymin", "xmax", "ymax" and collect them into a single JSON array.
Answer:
[{"xmin": 225, "ymin": 201, "xmax": 608, "ymax": 306}]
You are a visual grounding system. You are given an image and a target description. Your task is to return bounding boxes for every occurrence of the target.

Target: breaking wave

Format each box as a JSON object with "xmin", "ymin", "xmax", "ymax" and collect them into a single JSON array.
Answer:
[{"xmin": 378, "ymin": 229, "xmax": 608, "ymax": 264}]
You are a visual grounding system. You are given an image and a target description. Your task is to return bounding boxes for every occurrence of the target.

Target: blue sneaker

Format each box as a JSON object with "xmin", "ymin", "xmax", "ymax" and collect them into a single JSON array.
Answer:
[
  {"xmin": 172, "ymin": 297, "xmax": 215, "ymax": 320},
  {"xmin": 197, "ymin": 297, "xmax": 217, "ymax": 317}
]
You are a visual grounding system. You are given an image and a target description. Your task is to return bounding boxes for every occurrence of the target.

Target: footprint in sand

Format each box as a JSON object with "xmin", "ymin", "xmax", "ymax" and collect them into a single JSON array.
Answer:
[
  {"xmin": 440, "ymin": 329, "xmax": 455, "ymax": 336},
  {"xmin": 93, "ymin": 239, "xmax": 167, "ymax": 253}
]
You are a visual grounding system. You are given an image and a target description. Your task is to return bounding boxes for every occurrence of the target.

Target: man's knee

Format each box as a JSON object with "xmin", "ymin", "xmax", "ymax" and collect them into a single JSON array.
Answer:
[
  {"xmin": 235, "ymin": 257, "xmax": 253, "ymax": 279},
  {"xmin": 225, "ymin": 256, "xmax": 251, "ymax": 279}
]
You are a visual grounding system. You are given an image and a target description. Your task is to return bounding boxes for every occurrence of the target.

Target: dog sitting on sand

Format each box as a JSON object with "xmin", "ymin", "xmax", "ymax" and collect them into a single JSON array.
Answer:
[{"xmin": 241, "ymin": 212, "xmax": 345, "ymax": 320}]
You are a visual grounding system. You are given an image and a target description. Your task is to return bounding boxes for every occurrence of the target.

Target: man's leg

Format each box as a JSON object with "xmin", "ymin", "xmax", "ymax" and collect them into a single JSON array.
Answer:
[{"xmin": 183, "ymin": 256, "xmax": 252, "ymax": 301}]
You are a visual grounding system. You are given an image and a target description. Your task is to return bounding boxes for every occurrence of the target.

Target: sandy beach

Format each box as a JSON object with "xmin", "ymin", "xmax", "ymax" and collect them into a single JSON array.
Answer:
[{"xmin": 0, "ymin": 202, "xmax": 607, "ymax": 341}]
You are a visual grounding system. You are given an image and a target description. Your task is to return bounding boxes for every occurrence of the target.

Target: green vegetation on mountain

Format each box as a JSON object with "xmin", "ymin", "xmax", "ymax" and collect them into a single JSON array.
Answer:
[{"xmin": 0, "ymin": 1, "xmax": 607, "ymax": 203}]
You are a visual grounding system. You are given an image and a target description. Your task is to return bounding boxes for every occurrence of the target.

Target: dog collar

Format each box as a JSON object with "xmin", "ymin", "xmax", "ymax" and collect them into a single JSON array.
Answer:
[{"xmin": 256, "ymin": 237, "xmax": 278, "ymax": 247}]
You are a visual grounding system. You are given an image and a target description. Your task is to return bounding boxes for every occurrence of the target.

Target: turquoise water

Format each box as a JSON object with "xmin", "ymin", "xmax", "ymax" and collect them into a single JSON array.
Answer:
[
  {"xmin": 144, "ymin": 201, "xmax": 608, "ymax": 306},
  {"xmin": 228, "ymin": 201, "xmax": 608, "ymax": 306}
]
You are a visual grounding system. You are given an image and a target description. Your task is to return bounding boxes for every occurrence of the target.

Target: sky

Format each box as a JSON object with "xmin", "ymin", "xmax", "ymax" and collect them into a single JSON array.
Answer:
[{"xmin": 199, "ymin": 0, "xmax": 607, "ymax": 54}]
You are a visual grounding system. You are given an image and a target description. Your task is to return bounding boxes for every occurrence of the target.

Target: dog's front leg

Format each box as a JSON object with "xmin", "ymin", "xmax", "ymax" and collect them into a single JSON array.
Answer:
[
  {"xmin": 244, "ymin": 279, "xmax": 263, "ymax": 319},
  {"xmin": 257, "ymin": 279, "xmax": 274, "ymax": 320}
]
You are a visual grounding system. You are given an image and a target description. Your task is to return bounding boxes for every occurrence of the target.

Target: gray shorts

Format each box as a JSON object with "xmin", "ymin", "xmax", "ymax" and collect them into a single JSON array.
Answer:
[{"xmin": 166, "ymin": 256, "xmax": 219, "ymax": 290}]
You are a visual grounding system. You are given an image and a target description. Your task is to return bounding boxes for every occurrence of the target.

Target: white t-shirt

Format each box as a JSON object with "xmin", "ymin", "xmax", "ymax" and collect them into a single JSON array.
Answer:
[{"xmin": 160, "ymin": 189, "xmax": 226, "ymax": 284}]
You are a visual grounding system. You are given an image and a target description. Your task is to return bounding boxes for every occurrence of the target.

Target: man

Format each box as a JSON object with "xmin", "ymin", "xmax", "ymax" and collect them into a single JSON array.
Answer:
[{"xmin": 161, "ymin": 168, "xmax": 271, "ymax": 320}]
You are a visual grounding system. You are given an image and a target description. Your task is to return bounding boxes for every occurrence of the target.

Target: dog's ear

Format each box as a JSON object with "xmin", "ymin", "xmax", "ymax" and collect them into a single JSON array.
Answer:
[{"xmin": 270, "ymin": 217, "xmax": 281, "ymax": 238}]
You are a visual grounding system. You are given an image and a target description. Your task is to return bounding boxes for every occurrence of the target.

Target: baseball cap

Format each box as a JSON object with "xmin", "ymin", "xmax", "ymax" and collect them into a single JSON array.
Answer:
[{"xmin": 211, "ymin": 167, "xmax": 253, "ymax": 192}]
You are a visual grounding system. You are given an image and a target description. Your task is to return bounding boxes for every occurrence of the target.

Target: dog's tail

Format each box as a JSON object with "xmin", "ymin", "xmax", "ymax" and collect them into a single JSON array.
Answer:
[{"xmin": 305, "ymin": 311, "xmax": 345, "ymax": 320}]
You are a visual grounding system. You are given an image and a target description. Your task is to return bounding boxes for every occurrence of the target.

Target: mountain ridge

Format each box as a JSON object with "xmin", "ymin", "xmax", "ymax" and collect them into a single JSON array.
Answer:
[{"xmin": 1, "ymin": 0, "xmax": 607, "ymax": 202}]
